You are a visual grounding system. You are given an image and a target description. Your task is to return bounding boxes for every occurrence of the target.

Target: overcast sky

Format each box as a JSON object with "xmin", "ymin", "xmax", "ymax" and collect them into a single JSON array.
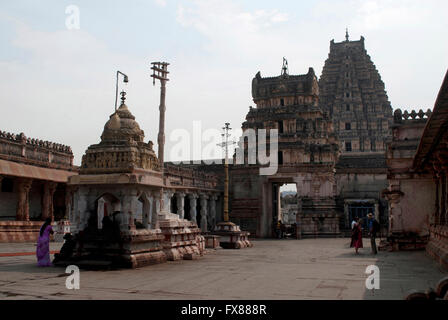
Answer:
[{"xmin": 1, "ymin": 0, "xmax": 447, "ymax": 165}]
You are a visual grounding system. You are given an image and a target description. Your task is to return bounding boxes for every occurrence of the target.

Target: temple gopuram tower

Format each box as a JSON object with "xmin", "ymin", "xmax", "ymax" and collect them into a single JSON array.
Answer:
[
  {"xmin": 231, "ymin": 63, "xmax": 340, "ymax": 238},
  {"xmin": 319, "ymin": 32, "xmax": 393, "ymax": 154}
]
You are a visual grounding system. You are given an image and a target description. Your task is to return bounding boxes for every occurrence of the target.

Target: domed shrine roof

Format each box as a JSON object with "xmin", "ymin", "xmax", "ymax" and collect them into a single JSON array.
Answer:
[{"xmin": 80, "ymin": 91, "xmax": 160, "ymax": 174}]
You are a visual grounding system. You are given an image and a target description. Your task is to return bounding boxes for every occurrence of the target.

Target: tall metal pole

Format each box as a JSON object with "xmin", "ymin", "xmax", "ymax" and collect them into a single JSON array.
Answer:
[
  {"xmin": 158, "ymin": 78, "xmax": 166, "ymax": 167},
  {"xmin": 224, "ymin": 127, "xmax": 229, "ymax": 222},
  {"xmin": 218, "ymin": 122, "xmax": 234, "ymax": 222},
  {"xmin": 115, "ymin": 71, "xmax": 129, "ymax": 111},
  {"xmin": 150, "ymin": 62, "xmax": 170, "ymax": 170}
]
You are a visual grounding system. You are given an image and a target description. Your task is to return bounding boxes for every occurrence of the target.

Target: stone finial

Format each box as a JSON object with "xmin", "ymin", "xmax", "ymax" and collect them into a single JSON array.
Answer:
[
  {"xmin": 345, "ymin": 28, "xmax": 349, "ymax": 41},
  {"xmin": 393, "ymin": 108, "xmax": 402, "ymax": 123},
  {"xmin": 281, "ymin": 57, "xmax": 289, "ymax": 76}
]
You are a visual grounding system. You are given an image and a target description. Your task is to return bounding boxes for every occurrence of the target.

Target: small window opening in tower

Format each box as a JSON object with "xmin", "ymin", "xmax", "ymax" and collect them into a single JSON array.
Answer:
[
  {"xmin": 346, "ymin": 92, "xmax": 350, "ymax": 98},
  {"xmin": 278, "ymin": 121, "xmax": 284, "ymax": 133},
  {"xmin": 345, "ymin": 122, "xmax": 351, "ymax": 130},
  {"xmin": 346, "ymin": 72, "xmax": 349, "ymax": 78},
  {"xmin": 279, "ymin": 183, "xmax": 297, "ymax": 225},
  {"xmin": 280, "ymin": 98, "xmax": 285, "ymax": 106},
  {"xmin": 346, "ymin": 104, "xmax": 350, "ymax": 111},
  {"xmin": 345, "ymin": 141, "xmax": 352, "ymax": 152}
]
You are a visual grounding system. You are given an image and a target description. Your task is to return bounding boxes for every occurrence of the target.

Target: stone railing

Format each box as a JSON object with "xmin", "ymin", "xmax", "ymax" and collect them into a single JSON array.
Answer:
[
  {"xmin": 393, "ymin": 109, "xmax": 432, "ymax": 123},
  {"xmin": 0, "ymin": 130, "xmax": 74, "ymax": 169},
  {"xmin": 164, "ymin": 163, "xmax": 220, "ymax": 190}
]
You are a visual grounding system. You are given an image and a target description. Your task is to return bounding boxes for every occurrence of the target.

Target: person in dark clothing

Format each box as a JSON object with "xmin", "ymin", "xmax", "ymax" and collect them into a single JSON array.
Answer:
[
  {"xmin": 53, "ymin": 233, "xmax": 76, "ymax": 263},
  {"xmin": 367, "ymin": 213, "xmax": 380, "ymax": 254}
]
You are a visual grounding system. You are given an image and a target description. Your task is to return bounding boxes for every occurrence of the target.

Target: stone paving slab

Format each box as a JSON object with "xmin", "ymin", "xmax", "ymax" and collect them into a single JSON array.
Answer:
[{"xmin": 0, "ymin": 238, "xmax": 445, "ymax": 300}]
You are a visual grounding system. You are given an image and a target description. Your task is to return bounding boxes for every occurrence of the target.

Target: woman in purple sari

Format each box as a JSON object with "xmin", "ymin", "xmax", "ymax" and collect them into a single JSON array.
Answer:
[{"xmin": 36, "ymin": 218, "xmax": 54, "ymax": 267}]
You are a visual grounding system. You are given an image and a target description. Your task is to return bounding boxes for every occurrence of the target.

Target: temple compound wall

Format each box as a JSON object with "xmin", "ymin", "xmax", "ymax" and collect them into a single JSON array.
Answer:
[
  {"xmin": 385, "ymin": 70, "xmax": 448, "ymax": 269},
  {"xmin": 383, "ymin": 108, "xmax": 433, "ymax": 249},
  {"xmin": 0, "ymin": 130, "xmax": 77, "ymax": 241}
]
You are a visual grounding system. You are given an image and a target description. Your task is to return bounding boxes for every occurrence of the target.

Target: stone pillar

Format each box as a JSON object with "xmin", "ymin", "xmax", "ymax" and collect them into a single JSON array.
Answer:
[
  {"xmin": 151, "ymin": 190, "xmax": 160, "ymax": 229},
  {"xmin": 122, "ymin": 191, "xmax": 138, "ymax": 230},
  {"xmin": 16, "ymin": 178, "xmax": 33, "ymax": 221},
  {"xmin": 344, "ymin": 202, "xmax": 349, "ymax": 229},
  {"xmin": 140, "ymin": 192, "xmax": 152, "ymax": 229},
  {"xmin": 65, "ymin": 187, "xmax": 74, "ymax": 221},
  {"xmin": 434, "ymin": 176, "xmax": 440, "ymax": 225},
  {"xmin": 176, "ymin": 192, "xmax": 185, "ymax": 219},
  {"xmin": 208, "ymin": 194, "xmax": 218, "ymax": 231},
  {"xmin": 97, "ymin": 198, "xmax": 105, "ymax": 229},
  {"xmin": 199, "ymin": 193, "xmax": 209, "ymax": 232},
  {"xmin": 161, "ymin": 189, "xmax": 174, "ymax": 213},
  {"xmin": 188, "ymin": 193, "xmax": 198, "ymax": 223},
  {"xmin": 42, "ymin": 181, "xmax": 57, "ymax": 221},
  {"xmin": 374, "ymin": 202, "xmax": 380, "ymax": 220}
]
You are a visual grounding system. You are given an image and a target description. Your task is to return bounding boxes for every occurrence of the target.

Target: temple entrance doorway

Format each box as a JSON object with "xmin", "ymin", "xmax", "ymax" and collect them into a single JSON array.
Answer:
[
  {"xmin": 268, "ymin": 177, "xmax": 296, "ymax": 238},
  {"xmin": 348, "ymin": 202, "xmax": 374, "ymax": 227},
  {"xmin": 280, "ymin": 184, "xmax": 297, "ymax": 226},
  {"xmin": 137, "ymin": 194, "xmax": 151, "ymax": 228},
  {"xmin": 197, "ymin": 199, "xmax": 202, "ymax": 229},
  {"xmin": 184, "ymin": 198, "xmax": 191, "ymax": 220},
  {"xmin": 96, "ymin": 193, "xmax": 120, "ymax": 230},
  {"xmin": 171, "ymin": 196, "xmax": 178, "ymax": 215}
]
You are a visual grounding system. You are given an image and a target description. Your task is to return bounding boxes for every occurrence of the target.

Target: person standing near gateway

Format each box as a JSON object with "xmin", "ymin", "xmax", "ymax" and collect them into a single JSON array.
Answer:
[
  {"xmin": 36, "ymin": 218, "xmax": 54, "ymax": 267},
  {"xmin": 350, "ymin": 217, "xmax": 363, "ymax": 254},
  {"xmin": 367, "ymin": 213, "xmax": 380, "ymax": 255}
]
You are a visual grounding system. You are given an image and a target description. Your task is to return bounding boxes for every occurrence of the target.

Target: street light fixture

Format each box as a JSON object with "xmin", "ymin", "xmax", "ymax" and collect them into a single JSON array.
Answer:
[{"xmin": 115, "ymin": 71, "xmax": 129, "ymax": 110}]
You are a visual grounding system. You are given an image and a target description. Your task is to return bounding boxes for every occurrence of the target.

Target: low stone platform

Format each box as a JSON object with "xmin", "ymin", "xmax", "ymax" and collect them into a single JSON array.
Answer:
[
  {"xmin": 212, "ymin": 222, "xmax": 252, "ymax": 249},
  {"xmin": 203, "ymin": 234, "xmax": 221, "ymax": 249},
  {"xmin": 57, "ymin": 227, "xmax": 167, "ymax": 269},
  {"xmin": 158, "ymin": 212, "xmax": 203, "ymax": 260},
  {"xmin": 426, "ymin": 225, "xmax": 448, "ymax": 270},
  {"xmin": 298, "ymin": 213, "xmax": 341, "ymax": 238},
  {"xmin": 0, "ymin": 221, "xmax": 42, "ymax": 242},
  {"xmin": 385, "ymin": 232, "xmax": 429, "ymax": 251}
]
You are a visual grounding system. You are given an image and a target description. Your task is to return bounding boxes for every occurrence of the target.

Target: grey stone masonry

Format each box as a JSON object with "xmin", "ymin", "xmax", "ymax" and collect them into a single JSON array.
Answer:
[{"xmin": 319, "ymin": 35, "xmax": 393, "ymax": 154}]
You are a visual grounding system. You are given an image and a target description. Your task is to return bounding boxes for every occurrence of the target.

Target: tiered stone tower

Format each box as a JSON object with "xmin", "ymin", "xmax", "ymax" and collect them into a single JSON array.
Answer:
[
  {"xmin": 319, "ymin": 32, "xmax": 393, "ymax": 153},
  {"xmin": 247, "ymin": 67, "xmax": 339, "ymax": 165},
  {"xmin": 231, "ymin": 64, "xmax": 341, "ymax": 238}
]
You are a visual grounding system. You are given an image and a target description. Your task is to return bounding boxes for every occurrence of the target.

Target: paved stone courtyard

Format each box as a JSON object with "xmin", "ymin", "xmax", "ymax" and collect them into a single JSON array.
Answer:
[{"xmin": 0, "ymin": 238, "xmax": 445, "ymax": 300}]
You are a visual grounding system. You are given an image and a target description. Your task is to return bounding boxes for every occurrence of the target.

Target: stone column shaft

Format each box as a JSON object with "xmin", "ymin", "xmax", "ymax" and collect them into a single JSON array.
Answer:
[
  {"xmin": 209, "ymin": 195, "xmax": 217, "ymax": 231},
  {"xmin": 151, "ymin": 191, "xmax": 160, "ymax": 229},
  {"xmin": 16, "ymin": 178, "xmax": 33, "ymax": 221},
  {"xmin": 199, "ymin": 194, "xmax": 209, "ymax": 232},
  {"xmin": 42, "ymin": 181, "xmax": 57, "ymax": 221},
  {"xmin": 176, "ymin": 192, "xmax": 185, "ymax": 219},
  {"xmin": 188, "ymin": 194, "xmax": 198, "ymax": 223}
]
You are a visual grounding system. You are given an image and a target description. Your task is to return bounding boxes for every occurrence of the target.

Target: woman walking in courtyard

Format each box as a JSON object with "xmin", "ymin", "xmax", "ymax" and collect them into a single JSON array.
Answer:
[
  {"xmin": 36, "ymin": 218, "xmax": 54, "ymax": 267},
  {"xmin": 350, "ymin": 217, "xmax": 363, "ymax": 254}
]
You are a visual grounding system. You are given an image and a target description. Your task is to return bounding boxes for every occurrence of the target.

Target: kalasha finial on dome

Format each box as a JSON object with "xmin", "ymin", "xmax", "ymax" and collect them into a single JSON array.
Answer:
[{"xmin": 120, "ymin": 91, "xmax": 126, "ymax": 105}]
